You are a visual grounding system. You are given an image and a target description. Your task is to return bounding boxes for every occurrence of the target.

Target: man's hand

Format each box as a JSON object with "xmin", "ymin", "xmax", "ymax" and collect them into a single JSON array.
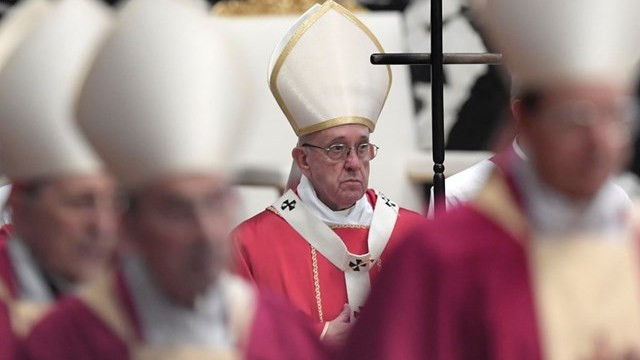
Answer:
[{"xmin": 322, "ymin": 304, "xmax": 352, "ymax": 348}]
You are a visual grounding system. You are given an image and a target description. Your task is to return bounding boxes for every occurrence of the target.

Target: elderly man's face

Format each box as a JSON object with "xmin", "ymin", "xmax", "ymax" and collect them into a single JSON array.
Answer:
[
  {"xmin": 518, "ymin": 84, "xmax": 634, "ymax": 200},
  {"xmin": 125, "ymin": 174, "xmax": 234, "ymax": 307},
  {"xmin": 11, "ymin": 173, "xmax": 120, "ymax": 283},
  {"xmin": 293, "ymin": 124, "xmax": 372, "ymax": 210}
]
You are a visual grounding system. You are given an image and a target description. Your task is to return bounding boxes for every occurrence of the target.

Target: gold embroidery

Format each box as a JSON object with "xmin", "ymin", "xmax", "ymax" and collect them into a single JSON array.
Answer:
[
  {"xmin": 310, "ymin": 246, "xmax": 324, "ymax": 322},
  {"xmin": 329, "ymin": 224, "xmax": 369, "ymax": 230},
  {"xmin": 77, "ymin": 272, "xmax": 137, "ymax": 348},
  {"xmin": 297, "ymin": 117, "xmax": 375, "ymax": 137},
  {"xmin": 79, "ymin": 272, "xmax": 253, "ymax": 359},
  {"xmin": 213, "ymin": 0, "xmax": 363, "ymax": 16},
  {"xmin": 531, "ymin": 236, "xmax": 640, "ymax": 359},
  {"xmin": 472, "ymin": 171, "xmax": 528, "ymax": 240}
]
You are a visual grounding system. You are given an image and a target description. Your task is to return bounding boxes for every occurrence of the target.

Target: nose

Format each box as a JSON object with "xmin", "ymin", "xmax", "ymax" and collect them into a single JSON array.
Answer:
[
  {"xmin": 90, "ymin": 198, "xmax": 118, "ymax": 238},
  {"xmin": 344, "ymin": 147, "xmax": 364, "ymax": 170},
  {"xmin": 193, "ymin": 208, "xmax": 229, "ymax": 245}
]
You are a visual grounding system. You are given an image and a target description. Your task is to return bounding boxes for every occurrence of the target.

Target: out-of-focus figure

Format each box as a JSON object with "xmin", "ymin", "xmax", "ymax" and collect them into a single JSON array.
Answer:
[
  {"xmin": 231, "ymin": 0, "xmax": 425, "ymax": 347},
  {"xmin": 340, "ymin": 0, "xmax": 640, "ymax": 359},
  {"xmin": 0, "ymin": 0, "xmax": 119, "ymax": 346},
  {"xmin": 427, "ymin": 120, "xmax": 631, "ymax": 217},
  {"xmin": 23, "ymin": 0, "xmax": 326, "ymax": 358}
]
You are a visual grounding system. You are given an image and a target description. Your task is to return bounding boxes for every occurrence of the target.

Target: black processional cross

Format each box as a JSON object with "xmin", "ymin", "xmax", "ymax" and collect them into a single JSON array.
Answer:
[{"xmin": 370, "ymin": 0, "xmax": 502, "ymax": 218}]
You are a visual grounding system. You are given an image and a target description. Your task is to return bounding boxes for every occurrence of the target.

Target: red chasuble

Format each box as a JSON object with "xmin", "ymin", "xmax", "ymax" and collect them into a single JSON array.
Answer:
[
  {"xmin": 0, "ymin": 226, "xmax": 19, "ymax": 357},
  {"xmin": 0, "ymin": 225, "xmax": 17, "ymax": 298},
  {"xmin": 341, "ymin": 171, "xmax": 640, "ymax": 360},
  {"xmin": 232, "ymin": 189, "xmax": 425, "ymax": 334},
  {"xmin": 0, "ymin": 225, "xmax": 51, "ymax": 342},
  {"xmin": 22, "ymin": 271, "xmax": 327, "ymax": 360},
  {"xmin": 0, "ymin": 302, "xmax": 16, "ymax": 360},
  {"xmin": 0, "ymin": 226, "xmax": 17, "ymax": 359}
]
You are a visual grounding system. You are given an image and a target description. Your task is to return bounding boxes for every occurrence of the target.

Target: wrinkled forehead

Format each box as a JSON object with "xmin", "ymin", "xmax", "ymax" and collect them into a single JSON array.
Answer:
[{"xmin": 304, "ymin": 123, "xmax": 371, "ymax": 144}]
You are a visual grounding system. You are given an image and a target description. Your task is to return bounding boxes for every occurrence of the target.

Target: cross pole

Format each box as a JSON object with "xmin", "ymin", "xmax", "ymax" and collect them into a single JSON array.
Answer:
[{"xmin": 370, "ymin": 0, "xmax": 501, "ymax": 218}]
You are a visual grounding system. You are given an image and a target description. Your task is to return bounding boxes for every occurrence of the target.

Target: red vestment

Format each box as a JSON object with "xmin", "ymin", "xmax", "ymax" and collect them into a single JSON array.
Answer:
[
  {"xmin": 0, "ymin": 225, "xmax": 18, "ymax": 298},
  {"xmin": 233, "ymin": 189, "xmax": 424, "ymax": 333},
  {"xmin": 341, "ymin": 171, "xmax": 640, "ymax": 360},
  {"xmin": 0, "ymin": 301, "xmax": 16, "ymax": 360},
  {"xmin": 0, "ymin": 225, "xmax": 18, "ymax": 359},
  {"xmin": 22, "ymin": 271, "xmax": 327, "ymax": 360}
]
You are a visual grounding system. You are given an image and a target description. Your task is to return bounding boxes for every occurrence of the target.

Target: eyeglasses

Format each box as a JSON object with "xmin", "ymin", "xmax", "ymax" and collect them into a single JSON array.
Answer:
[
  {"xmin": 301, "ymin": 142, "xmax": 379, "ymax": 161},
  {"xmin": 540, "ymin": 98, "xmax": 639, "ymax": 145}
]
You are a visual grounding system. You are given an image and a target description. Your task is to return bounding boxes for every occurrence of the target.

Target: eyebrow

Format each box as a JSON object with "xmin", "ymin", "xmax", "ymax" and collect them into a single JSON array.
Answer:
[{"xmin": 327, "ymin": 135, "xmax": 370, "ymax": 144}]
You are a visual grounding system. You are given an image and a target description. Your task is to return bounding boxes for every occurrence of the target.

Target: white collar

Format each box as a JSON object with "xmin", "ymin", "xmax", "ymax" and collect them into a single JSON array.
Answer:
[
  {"xmin": 514, "ymin": 160, "xmax": 631, "ymax": 238},
  {"xmin": 122, "ymin": 255, "xmax": 233, "ymax": 348},
  {"xmin": 7, "ymin": 236, "xmax": 57, "ymax": 303},
  {"xmin": 296, "ymin": 175, "xmax": 373, "ymax": 227},
  {"xmin": 512, "ymin": 137, "xmax": 528, "ymax": 161}
]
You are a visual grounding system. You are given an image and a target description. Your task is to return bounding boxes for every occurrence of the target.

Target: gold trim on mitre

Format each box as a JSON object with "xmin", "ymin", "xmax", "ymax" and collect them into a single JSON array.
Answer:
[
  {"xmin": 298, "ymin": 116, "xmax": 376, "ymax": 136},
  {"xmin": 213, "ymin": 0, "xmax": 363, "ymax": 16},
  {"xmin": 269, "ymin": 0, "xmax": 392, "ymax": 136}
]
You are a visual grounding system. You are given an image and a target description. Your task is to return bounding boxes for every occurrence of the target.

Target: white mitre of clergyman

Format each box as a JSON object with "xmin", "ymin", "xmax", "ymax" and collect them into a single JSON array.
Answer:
[
  {"xmin": 471, "ymin": 0, "xmax": 640, "ymax": 88},
  {"xmin": 0, "ymin": 0, "xmax": 110, "ymax": 181},
  {"xmin": 0, "ymin": 0, "xmax": 51, "ymax": 181},
  {"xmin": 268, "ymin": 0, "xmax": 391, "ymax": 136},
  {"xmin": 77, "ymin": 0, "xmax": 247, "ymax": 188},
  {"xmin": 0, "ymin": 0, "xmax": 50, "ymax": 74}
]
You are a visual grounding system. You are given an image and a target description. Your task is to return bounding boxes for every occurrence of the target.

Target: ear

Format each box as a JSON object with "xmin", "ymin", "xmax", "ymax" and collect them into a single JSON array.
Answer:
[
  {"xmin": 511, "ymin": 99, "xmax": 523, "ymax": 121},
  {"xmin": 7, "ymin": 187, "xmax": 33, "ymax": 225},
  {"xmin": 6, "ymin": 187, "xmax": 41, "ymax": 245},
  {"xmin": 292, "ymin": 147, "xmax": 312, "ymax": 178}
]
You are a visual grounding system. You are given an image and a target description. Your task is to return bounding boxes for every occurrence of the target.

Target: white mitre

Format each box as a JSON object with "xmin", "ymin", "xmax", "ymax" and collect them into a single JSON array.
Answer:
[
  {"xmin": 471, "ymin": 0, "xmax": 640, "ymax": 88},
  {"xmin": 77, "ymin": 0, "xmax": 246, "ymax": 188},
  {"xmin": 268, "ymin": 0, "xmax": 391, "ymax": 136},
  {"xmin": 0, "ymin": 0, "xmax": 111, "ymax": 181},
  {"xmin": 0, "ymin": 0, "xmax": 52, "ymax": 181},
  {"xmin": 0, "ymin": 0, "xmax": 50, "ymax": 72}
]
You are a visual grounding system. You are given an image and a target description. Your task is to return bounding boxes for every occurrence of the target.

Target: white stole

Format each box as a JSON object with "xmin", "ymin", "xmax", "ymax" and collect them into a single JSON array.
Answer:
[{"xmin": 271, "ymin": 189, "xmax": 399, "ymax": 321}]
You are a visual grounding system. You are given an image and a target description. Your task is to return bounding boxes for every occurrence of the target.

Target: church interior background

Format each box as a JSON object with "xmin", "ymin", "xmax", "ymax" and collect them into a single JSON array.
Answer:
[{"xmin": 1, "ymin": 0, "xmax": 639, "ymax": 220}]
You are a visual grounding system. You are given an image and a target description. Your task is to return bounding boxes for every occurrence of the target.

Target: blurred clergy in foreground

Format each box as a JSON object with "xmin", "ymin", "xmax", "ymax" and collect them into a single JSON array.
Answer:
[
  {"xmin": 341, "ymin": 0, "xmax": 640, "ymax": 358},
  {"xmin": 231, "ymin": 0, "xmax": 424, "ymax": 346},
  {"xmin": 0, "ymin": 0, "xmax": 119, "ymax": 348},
  {"xmin": 23, "ymin": 0, "xmax": 325, "ymax": 358}
]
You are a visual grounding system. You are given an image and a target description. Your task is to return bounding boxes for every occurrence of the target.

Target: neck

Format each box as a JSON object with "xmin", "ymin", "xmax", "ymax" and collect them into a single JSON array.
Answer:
[
  {"xmin": 296, "ymin": 175, "xmax": 373, "ymax": 227},
  {"xmin": 318, "ymin": 195, "xmax": 355, "ymax": 211},
  {"xmin": 513, "ymin": 160, "xmax": 628, "ymax": 235}
]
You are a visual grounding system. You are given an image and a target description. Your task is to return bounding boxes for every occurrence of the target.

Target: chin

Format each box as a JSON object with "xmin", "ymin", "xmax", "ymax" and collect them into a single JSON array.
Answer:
[
  {"xmin": 62, "ymin": 268, "xmax": 90, "ymax": 284},
  {"xmin": 561, "ymin": 180, "xmax": 606, "ymax": 201},
  {"xmin": 342, "ymin": 189, "xmax": 365, "ymax": 201}
]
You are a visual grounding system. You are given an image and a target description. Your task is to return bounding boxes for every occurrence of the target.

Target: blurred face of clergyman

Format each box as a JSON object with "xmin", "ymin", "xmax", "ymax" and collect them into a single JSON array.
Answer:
[
  {"xmin": 518, "ymin": 84, "xmax": 635, "ymax": 200},
  {"xmin": 11, "ymin": 173, "xmax": 120, "ymax": 283},
  {"xmin": 125, "ymin": 174, "xmax": 235, "ymax": 307},
  {"xmin": 293, "ymin": 124, "xmax": 374, "ymax": 211}
]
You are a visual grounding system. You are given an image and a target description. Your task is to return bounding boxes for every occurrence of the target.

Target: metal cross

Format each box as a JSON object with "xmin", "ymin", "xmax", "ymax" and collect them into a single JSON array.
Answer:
[{"xmin": 370, "ymin": 0, "xmax": 502, "ymax": 218}]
